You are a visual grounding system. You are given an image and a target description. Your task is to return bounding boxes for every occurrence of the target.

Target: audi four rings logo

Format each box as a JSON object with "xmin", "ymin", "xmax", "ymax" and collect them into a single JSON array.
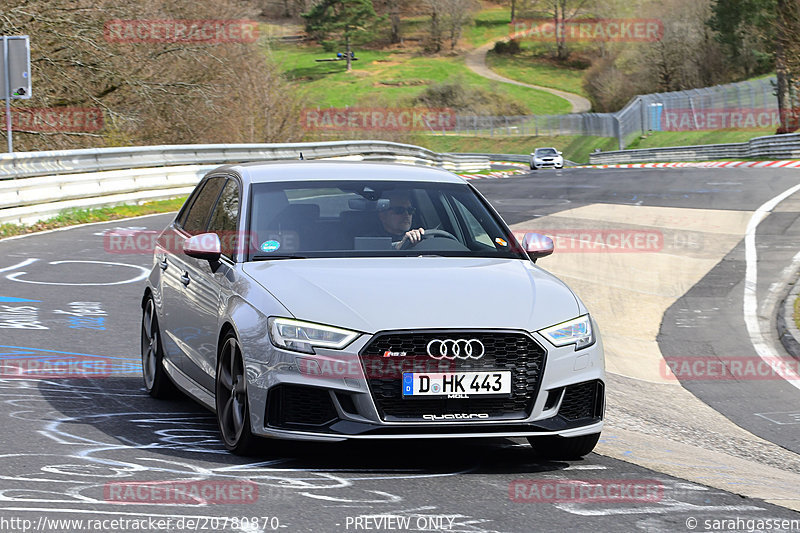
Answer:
[{"xmin": 426, "ymin": 339, "xmax": 485, "ymax": 360}]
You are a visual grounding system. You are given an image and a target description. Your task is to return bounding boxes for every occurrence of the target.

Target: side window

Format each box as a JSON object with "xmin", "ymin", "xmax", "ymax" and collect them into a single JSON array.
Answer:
[
  {"xmin": 175, "ymin": 192, "xmax": 196, "ymax": 228},
  {"xmin": 182, "ymin": 178, "xmax": 226, "ymax": 235},
  {"xmin": 208, "ymin": 179, "xmax": 240, "ymax": 259},
  {"xmin": 452, "ymin": 198, "xmax": 493, "ymax": 247}
]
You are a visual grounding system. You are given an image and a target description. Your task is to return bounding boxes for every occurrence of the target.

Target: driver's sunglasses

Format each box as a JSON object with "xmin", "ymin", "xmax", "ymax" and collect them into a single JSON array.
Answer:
[{"xmin": 388, "ymin": 206, "xmax": 416, "ymax": 216}]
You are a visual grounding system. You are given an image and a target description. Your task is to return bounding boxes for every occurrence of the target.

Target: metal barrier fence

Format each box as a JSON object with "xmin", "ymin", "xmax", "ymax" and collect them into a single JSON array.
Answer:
[
  {"xmin": 0, "ymin": 140, "xmax": 488, "ymax": 180},
  {"xmin": 450, "ymin": 113, "xmax": 618, "ymax": 138},
  {"xmin": 0, "ymin": 141, "xmax": 489, "ymax": 225},
  {"xmin": 589, "ymin": 132, "xmax": 800, "ymax": 164},
  {"xmin": 442, "ymin": 77, "xmax": 778, "ymax": 149}
]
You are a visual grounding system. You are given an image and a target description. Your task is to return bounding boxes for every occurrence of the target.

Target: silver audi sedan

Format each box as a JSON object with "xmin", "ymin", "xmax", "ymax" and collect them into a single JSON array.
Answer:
[{"xmin": 141, "ymin": 161, "xmax": 604, "ymax": 456}]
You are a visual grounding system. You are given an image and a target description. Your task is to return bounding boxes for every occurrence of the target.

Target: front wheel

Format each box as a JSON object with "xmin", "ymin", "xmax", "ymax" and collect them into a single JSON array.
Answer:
[
  {"xmin": 216, "ymin": 333, "xmax": 258, "ymax": 455},
  {"xmin": 141, "ymin": 297, "xmax": 178, "ymax": 399},
  {"xmin": 527, "ymin": 433, "xmax": 600, "ymax": 459}
]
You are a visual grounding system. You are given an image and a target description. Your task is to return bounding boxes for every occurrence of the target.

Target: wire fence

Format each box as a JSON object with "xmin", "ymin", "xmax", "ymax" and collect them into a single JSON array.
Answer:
[{"xmin": 444, "ymin": 77, "xmax": 778, "ymax": 148}]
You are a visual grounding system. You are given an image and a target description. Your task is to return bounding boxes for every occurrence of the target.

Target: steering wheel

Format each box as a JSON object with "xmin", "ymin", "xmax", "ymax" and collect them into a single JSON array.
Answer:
[{"xmin": 398, "ymin": 229, "xmax": 459, "ymax": 250}]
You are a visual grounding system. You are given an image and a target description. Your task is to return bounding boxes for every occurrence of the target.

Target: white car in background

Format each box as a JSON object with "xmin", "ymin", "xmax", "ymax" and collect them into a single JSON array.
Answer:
[{"xmin": 530, "ymin": 147, "xmax": 564, "ymax": 170}]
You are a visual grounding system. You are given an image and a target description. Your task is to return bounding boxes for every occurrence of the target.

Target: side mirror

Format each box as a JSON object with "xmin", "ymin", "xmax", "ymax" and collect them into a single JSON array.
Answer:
[
  {"xmin": 557, "ymin": 151, "xmax": 563, "ymax": 155},
  {"xmin": 521, "ymin": 232, "xmax": 554, "ymax": 262},
  {"xmin": 184, "ymin": 233, "xmax": 222, "ymax": 261}
]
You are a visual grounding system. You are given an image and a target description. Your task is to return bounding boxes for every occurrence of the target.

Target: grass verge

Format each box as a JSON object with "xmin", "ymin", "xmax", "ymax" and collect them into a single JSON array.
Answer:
[
  {"xmin": 794, "ymin": 296, "xmax": 800, "ymax": 331},
  {"xmin": 625, "ymin": 129, "xmax": 775, "ymax": 150},
  {"xmin": 0, "ymin": 197, "xmax": 186, "ymax": 239}
]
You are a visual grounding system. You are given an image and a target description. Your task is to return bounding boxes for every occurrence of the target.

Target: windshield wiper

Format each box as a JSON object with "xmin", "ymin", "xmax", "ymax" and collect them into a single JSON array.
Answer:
[{"xmin": 250, "ymin": 254, "xmax": 308, "ymax": 261}]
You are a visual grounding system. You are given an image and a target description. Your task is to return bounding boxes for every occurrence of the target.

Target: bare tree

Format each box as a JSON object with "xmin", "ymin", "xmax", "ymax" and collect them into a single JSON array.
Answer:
[
  {"xmin": 518, "ymin": 0, "xmax": 590, "ymax": 60},
  {"xmin": 424, "ymin": 0, "xmax": 476, "ymax": 52},
  {"xmin": 0, "ymin": 0, "xmax": 306, "ymax": 151},
  {"xmin": 775, "ymin": 0, "xmax": 800, "ymax": 132},
  {"xmin": 424, "ymin": 0, "xmax": 445, "ymax": 51},
  {"xmin": 583, "ymin": 0, "xmax": 728, "ymax": 111},
  {"xmin": 377, "ymin": 0, "xmax": 404, "ymax": 43}
]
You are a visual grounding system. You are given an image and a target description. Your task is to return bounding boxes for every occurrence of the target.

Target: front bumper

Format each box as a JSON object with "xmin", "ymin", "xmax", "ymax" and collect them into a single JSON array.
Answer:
[
  {"xmin": 532, "ymin": 158, "xmax": 563, "ymax": 169},
  {"xmin": 245, "ymin": 328, "xmax": 605, "ymax": 441}
]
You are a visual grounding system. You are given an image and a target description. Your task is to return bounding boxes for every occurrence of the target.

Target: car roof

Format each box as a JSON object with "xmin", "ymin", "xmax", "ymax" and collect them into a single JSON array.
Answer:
[{"xmin": 215, "ymin": 161, "xmax": 468, "ymax": 185}]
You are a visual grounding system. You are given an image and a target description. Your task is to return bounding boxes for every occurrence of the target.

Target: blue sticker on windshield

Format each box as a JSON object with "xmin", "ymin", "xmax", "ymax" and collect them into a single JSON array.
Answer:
[{"xmin": 260, "ymin": 240, "xmax": 281, "ymax": 252}]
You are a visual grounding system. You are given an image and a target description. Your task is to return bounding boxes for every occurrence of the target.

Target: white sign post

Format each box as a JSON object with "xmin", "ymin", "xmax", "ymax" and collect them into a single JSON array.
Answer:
[{"xmin": 1, "ymin": 36, "xmax": 32, "ymax": 153}]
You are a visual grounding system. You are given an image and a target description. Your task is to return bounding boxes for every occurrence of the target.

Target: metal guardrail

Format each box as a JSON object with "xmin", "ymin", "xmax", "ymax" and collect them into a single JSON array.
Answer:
[
  {"xmin": 0, "ymin": 141, "xmax": 489, "ymax": 180},
  {"xmin": 0, "ymin": 142, "xmax": 490, "ymax": 225},
  {"xmin": 589, "ymin": 133, "xmax": 800, "ymax": 164}
]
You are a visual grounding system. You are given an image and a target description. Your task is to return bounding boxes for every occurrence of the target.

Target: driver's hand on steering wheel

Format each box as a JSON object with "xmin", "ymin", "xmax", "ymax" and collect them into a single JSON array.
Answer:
[{"xmin": 399, "ymin": 227, "xmax": 424, "ymax": 248}]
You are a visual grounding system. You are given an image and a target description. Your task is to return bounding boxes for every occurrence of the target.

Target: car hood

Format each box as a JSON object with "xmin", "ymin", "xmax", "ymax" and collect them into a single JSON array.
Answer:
[{"xmin": 242, "ymin": 257, "xmax": 580, "ymax": 334}]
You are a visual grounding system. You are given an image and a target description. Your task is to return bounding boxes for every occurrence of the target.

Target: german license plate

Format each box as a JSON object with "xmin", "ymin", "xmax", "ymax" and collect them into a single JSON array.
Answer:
[{"xmin": 402, "ymin": 371, "xmax": 512, "ymax": 398}]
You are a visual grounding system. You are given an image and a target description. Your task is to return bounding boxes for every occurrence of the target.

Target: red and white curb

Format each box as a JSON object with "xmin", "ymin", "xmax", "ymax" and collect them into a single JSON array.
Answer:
[
  {"xmin": 459, "ymin": 169, "xmax": 528, "ymax": 180},
  {"xmin": 459, "ymin": 162, "xmax": 529, "ymax": 180},
  {"xmin": 575, "ymin": 160, "xmax": 800, "ymax": 169}
]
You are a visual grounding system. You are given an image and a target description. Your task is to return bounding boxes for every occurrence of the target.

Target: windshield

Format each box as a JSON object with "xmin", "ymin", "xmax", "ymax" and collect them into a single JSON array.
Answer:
[
  {"xmin": 246, "ymin": 180, "xmax": 527, "ymax": 260},
  {"xmin": 535, "ymin": 148, "xmax": 558, "ymax": 156}
]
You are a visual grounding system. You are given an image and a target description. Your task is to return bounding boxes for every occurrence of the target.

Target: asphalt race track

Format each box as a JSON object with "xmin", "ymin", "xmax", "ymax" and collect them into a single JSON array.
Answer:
[{"xmin": 0, "ymin": 166, "xmax": 799, "ymax": 532}]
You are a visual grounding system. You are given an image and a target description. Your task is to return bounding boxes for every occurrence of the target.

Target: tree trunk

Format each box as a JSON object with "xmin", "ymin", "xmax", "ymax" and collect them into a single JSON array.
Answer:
[
  {"xmin": 345, "ymin": 33, "xmax": 352, "ymax": 71},
  {"xmin": 776, "ymin": 0, "xmax": 799, "ymax": 133},
  {"xmin": 510, "ymin": 0, "xmax": 515, "ymax": 22},
  {"xmin": 390, "ymin": 11, "xmax": 401, "ymax": 43},
  {"xmin": 776, "ymin": 0, "xmax": 792, "ymax": 132},
  {"xmin": 431, "ymin": 7, "xmax": 442, "ymax": 52}
]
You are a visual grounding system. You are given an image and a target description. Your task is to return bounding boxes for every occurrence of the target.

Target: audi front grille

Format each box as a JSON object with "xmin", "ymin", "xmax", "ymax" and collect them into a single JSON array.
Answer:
[{"xmin": 359, "ymin": 330, "xmax": 547, "ymax": 422}]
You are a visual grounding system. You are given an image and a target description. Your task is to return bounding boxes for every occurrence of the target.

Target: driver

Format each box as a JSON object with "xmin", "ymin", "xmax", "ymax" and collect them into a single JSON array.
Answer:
[{"xmin": 376, "ymin": 191, "xmax": 425, "ymax": 248}]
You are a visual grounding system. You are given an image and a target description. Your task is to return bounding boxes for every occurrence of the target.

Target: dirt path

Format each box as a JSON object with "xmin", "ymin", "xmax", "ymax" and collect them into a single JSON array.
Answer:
[{"xmin": 465, "ymin": 41, "xmax": 592, "ymax": 113}]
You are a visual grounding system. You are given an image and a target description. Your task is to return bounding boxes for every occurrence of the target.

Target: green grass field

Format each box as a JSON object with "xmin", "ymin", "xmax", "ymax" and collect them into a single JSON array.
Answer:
[
  {"xmin": 269, "ymin": 44, "xmax": 571, "ymax": 115},
  {"xmin": 463, "ymin": 8, "xmax": 513, "ymax": 47},
  {"xmin": 485, "ymin": 50, "xmax": 588, "ymax": 96}
]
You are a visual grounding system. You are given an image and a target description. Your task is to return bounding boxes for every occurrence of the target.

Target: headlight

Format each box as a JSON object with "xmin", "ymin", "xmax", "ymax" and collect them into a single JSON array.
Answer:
[
  {"xmin": 539, "ymin": 315, "xmax": 594, "ymax": 350},
  {"xmin": 268, "ymin": 317, "xmax": 359, "ymax": 354}
]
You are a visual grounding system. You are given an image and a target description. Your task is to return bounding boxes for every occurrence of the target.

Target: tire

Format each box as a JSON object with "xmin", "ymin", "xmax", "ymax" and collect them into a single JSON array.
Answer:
[
  {"xmin": 216, "ymin": 333, "xmax": 258, "ymax": 455},
  {"xmin": 527, "ymin": 433, "xmax": 600, "ymax": 459},
  {"xmin": 141, "ymin": 297, "xmax": 178, "ymax": 399}
]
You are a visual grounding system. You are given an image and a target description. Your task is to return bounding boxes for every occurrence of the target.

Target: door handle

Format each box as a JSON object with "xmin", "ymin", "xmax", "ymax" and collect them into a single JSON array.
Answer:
[
  {"xmin": 159, "ymin": 257, "xmax": 168, "ymax": 270},
  {"xmin": 180, "ymin": 272, "xmax": 190, "ymax": 286}
]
